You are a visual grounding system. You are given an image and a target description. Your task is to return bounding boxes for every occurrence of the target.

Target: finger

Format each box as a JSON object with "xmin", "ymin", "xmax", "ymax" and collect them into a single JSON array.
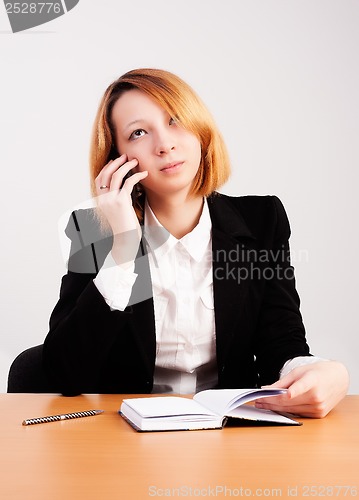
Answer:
[
  {"xmin": 285, "ymin": 371, "xmax": 317, "ymax": 399},
  {"xmin": 257, "ymin": 372, "xmax": 316, "ymax": 408},
  {"xmin": 122, "ymin": 171, "xmax": 148, "ymax": 193},
  {"xmin": 255, "ymin": 388, "xmax": 310, "ymax": 408},
  {"xmin": 109, "ymin": 158, "xmax": 139, "ymax": 191},
  {"xmin": 255, "ymin": 401, "xmax": 320, "ymax": 418},
  {"xmin": 258, "ymin": 374, "xmax": 297, "ymax": 398},
  {"xmin": 261, "ymin": 380, "xmax": 286, "ymax": 389},
  {"xmin": 264, "ymin": 367, "xmax": 311, "ymax": 393},
  {"xmin": 257, "ymin": 371, "xmax": 311, "ymax": 405},
  {"xmin": 95, "ymin": 154, "xmax": 128, "ymax": 191},
  {"xmin": 255, "ymin": 392, "xmax": 291, "ymax": 406},
  {"xmin": 98, "ymin": 154, "xmax": 127, "ymax": 176}
]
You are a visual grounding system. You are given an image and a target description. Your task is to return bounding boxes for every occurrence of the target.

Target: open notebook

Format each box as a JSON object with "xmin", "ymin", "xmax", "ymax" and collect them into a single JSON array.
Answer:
[{"xmin": 119, "ymin": 388, "xmax": 300, "ymax": 431}]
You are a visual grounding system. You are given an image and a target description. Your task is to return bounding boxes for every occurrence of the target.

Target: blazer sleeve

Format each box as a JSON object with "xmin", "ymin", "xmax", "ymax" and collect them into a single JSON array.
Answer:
[
  {"xmin": 42, "ymin": 210, "xmax": 141, "ymax": 395},
  {"xmin": 252, "ymin": 196, "xmax": 311, "ymax": 384}
]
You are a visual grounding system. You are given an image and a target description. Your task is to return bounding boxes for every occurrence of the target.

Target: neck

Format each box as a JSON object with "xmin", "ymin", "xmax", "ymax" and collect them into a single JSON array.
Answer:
[{"xmin": 146, "ymin": 192, "xmax": 204, "ymax": 239}]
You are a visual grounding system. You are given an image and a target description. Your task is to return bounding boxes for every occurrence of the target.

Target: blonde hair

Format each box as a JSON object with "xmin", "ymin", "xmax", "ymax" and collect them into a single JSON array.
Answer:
[{"xmin": 89, "ymin": 68, "xmax": 231, "ymax": 219}]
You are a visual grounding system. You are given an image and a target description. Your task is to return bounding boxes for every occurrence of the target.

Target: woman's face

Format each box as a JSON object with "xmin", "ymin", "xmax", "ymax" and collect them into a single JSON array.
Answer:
[{"xmin": 111, "ymin": 89, "xmax": 202, "ymax": 200}]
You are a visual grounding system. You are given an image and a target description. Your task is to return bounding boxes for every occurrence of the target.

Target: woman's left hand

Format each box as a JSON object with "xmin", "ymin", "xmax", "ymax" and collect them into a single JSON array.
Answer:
[{"xmin": 255, "ymin": 361, "xmax": 349, "ymax": 418}]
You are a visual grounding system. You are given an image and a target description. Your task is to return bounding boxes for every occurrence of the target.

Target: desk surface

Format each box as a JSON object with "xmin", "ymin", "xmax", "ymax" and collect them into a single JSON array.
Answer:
[{"xmin": 1, "ymin": 394, "xmax": 358, "ymax": 500}]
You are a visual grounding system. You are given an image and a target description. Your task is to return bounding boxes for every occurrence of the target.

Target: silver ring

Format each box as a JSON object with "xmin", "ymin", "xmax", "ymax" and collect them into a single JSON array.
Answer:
[{"xmin": 99, "ymin": 185, "xmax": 109, "ymax": 190}]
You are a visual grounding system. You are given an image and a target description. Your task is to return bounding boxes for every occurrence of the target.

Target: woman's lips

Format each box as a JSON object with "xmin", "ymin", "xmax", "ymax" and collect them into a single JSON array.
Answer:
[{"xmin": 160, "ymin": 161, "xmax": 184, "ymax": 173}]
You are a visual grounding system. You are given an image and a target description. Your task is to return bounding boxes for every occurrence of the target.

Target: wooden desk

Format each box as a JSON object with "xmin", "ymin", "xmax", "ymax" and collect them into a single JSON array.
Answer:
[{"xmin": 1, "ymin": 394, "xmax": 358, "ymax": 499}]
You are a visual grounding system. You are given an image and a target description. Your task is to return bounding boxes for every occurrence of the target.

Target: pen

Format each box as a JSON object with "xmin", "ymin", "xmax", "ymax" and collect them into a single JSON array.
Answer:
[{"xmin": 22, "ymin": 409, "xmax": 104, "ymax": 426}]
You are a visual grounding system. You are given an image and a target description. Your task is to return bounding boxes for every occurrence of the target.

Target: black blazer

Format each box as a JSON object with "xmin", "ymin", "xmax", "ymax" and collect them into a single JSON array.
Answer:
[{"xmin": 43, "ymin": 194, "xmax": 310, "ymax": 396}]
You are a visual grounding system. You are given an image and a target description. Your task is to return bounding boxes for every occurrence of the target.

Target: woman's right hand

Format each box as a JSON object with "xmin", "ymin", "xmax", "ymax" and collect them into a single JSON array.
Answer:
[{"xmin": 95, "ymin": 154, "xmax": 148, "ymax": 267}]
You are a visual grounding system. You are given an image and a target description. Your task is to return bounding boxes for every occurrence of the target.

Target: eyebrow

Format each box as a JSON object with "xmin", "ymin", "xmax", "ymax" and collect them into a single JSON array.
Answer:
[
  {"xmin": 123, "ymin": 120, "xmax": 144, "ymax": 133},
  {"xmin": 123, "ymin": 109, "xmax": 171, "ymax": 133}
]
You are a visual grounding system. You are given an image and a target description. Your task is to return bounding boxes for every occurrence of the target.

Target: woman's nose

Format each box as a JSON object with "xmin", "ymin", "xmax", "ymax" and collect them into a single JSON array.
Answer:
[{"xmin": 155, "ymin": 132, "xmax": 176, "ymax": 155}]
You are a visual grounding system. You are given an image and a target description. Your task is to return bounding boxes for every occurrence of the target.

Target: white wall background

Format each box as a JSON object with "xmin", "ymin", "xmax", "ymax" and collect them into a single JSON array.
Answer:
[{"xmin": 0, "ymin": 0, "xmax": 358, "ymax": 392}]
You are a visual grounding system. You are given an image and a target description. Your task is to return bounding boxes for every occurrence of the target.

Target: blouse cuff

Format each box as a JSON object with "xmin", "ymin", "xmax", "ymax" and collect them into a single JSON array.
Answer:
[
  {"xmin": 93, "ymin": 253, "xmax": 137, "ymax": 311},
  {"xmin": 280, "ymin": 356, "xmax": 329, "ymax": 378}
]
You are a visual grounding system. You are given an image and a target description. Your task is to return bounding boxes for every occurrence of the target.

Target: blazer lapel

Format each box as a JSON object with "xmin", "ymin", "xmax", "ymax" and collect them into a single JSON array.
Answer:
[
  {"xmin": 127, "ymin": 240, "xmax": 156, "ymax": 381},
  {"xmin": 208, "ymin": 195, "xmax": 257, "ymax": 370}
]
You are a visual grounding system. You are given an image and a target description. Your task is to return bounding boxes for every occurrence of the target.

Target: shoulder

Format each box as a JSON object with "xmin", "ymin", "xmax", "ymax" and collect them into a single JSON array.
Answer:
[
  {"xmin": 208, "ymin": 193, "xmax": 291, "ymax": 241},
  {"xmin": 209, "ymin": 192, "xmax": 286, "ymax": 212}
]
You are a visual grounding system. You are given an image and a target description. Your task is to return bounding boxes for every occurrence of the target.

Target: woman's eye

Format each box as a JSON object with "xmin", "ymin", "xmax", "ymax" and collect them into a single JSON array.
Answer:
[
  {"xmin": 169, "ymin": 117, "xmax": 177, "ymax": 125},
  {"xmin": 129, "ymin": 129, "xmax": 146, "ymax": 140}
]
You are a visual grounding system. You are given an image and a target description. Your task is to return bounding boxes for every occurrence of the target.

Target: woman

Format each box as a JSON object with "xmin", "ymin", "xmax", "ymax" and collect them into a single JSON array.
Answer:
[{"xmin": 43, "ymin": 68, "xmax": 349, "ymax": 417}]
